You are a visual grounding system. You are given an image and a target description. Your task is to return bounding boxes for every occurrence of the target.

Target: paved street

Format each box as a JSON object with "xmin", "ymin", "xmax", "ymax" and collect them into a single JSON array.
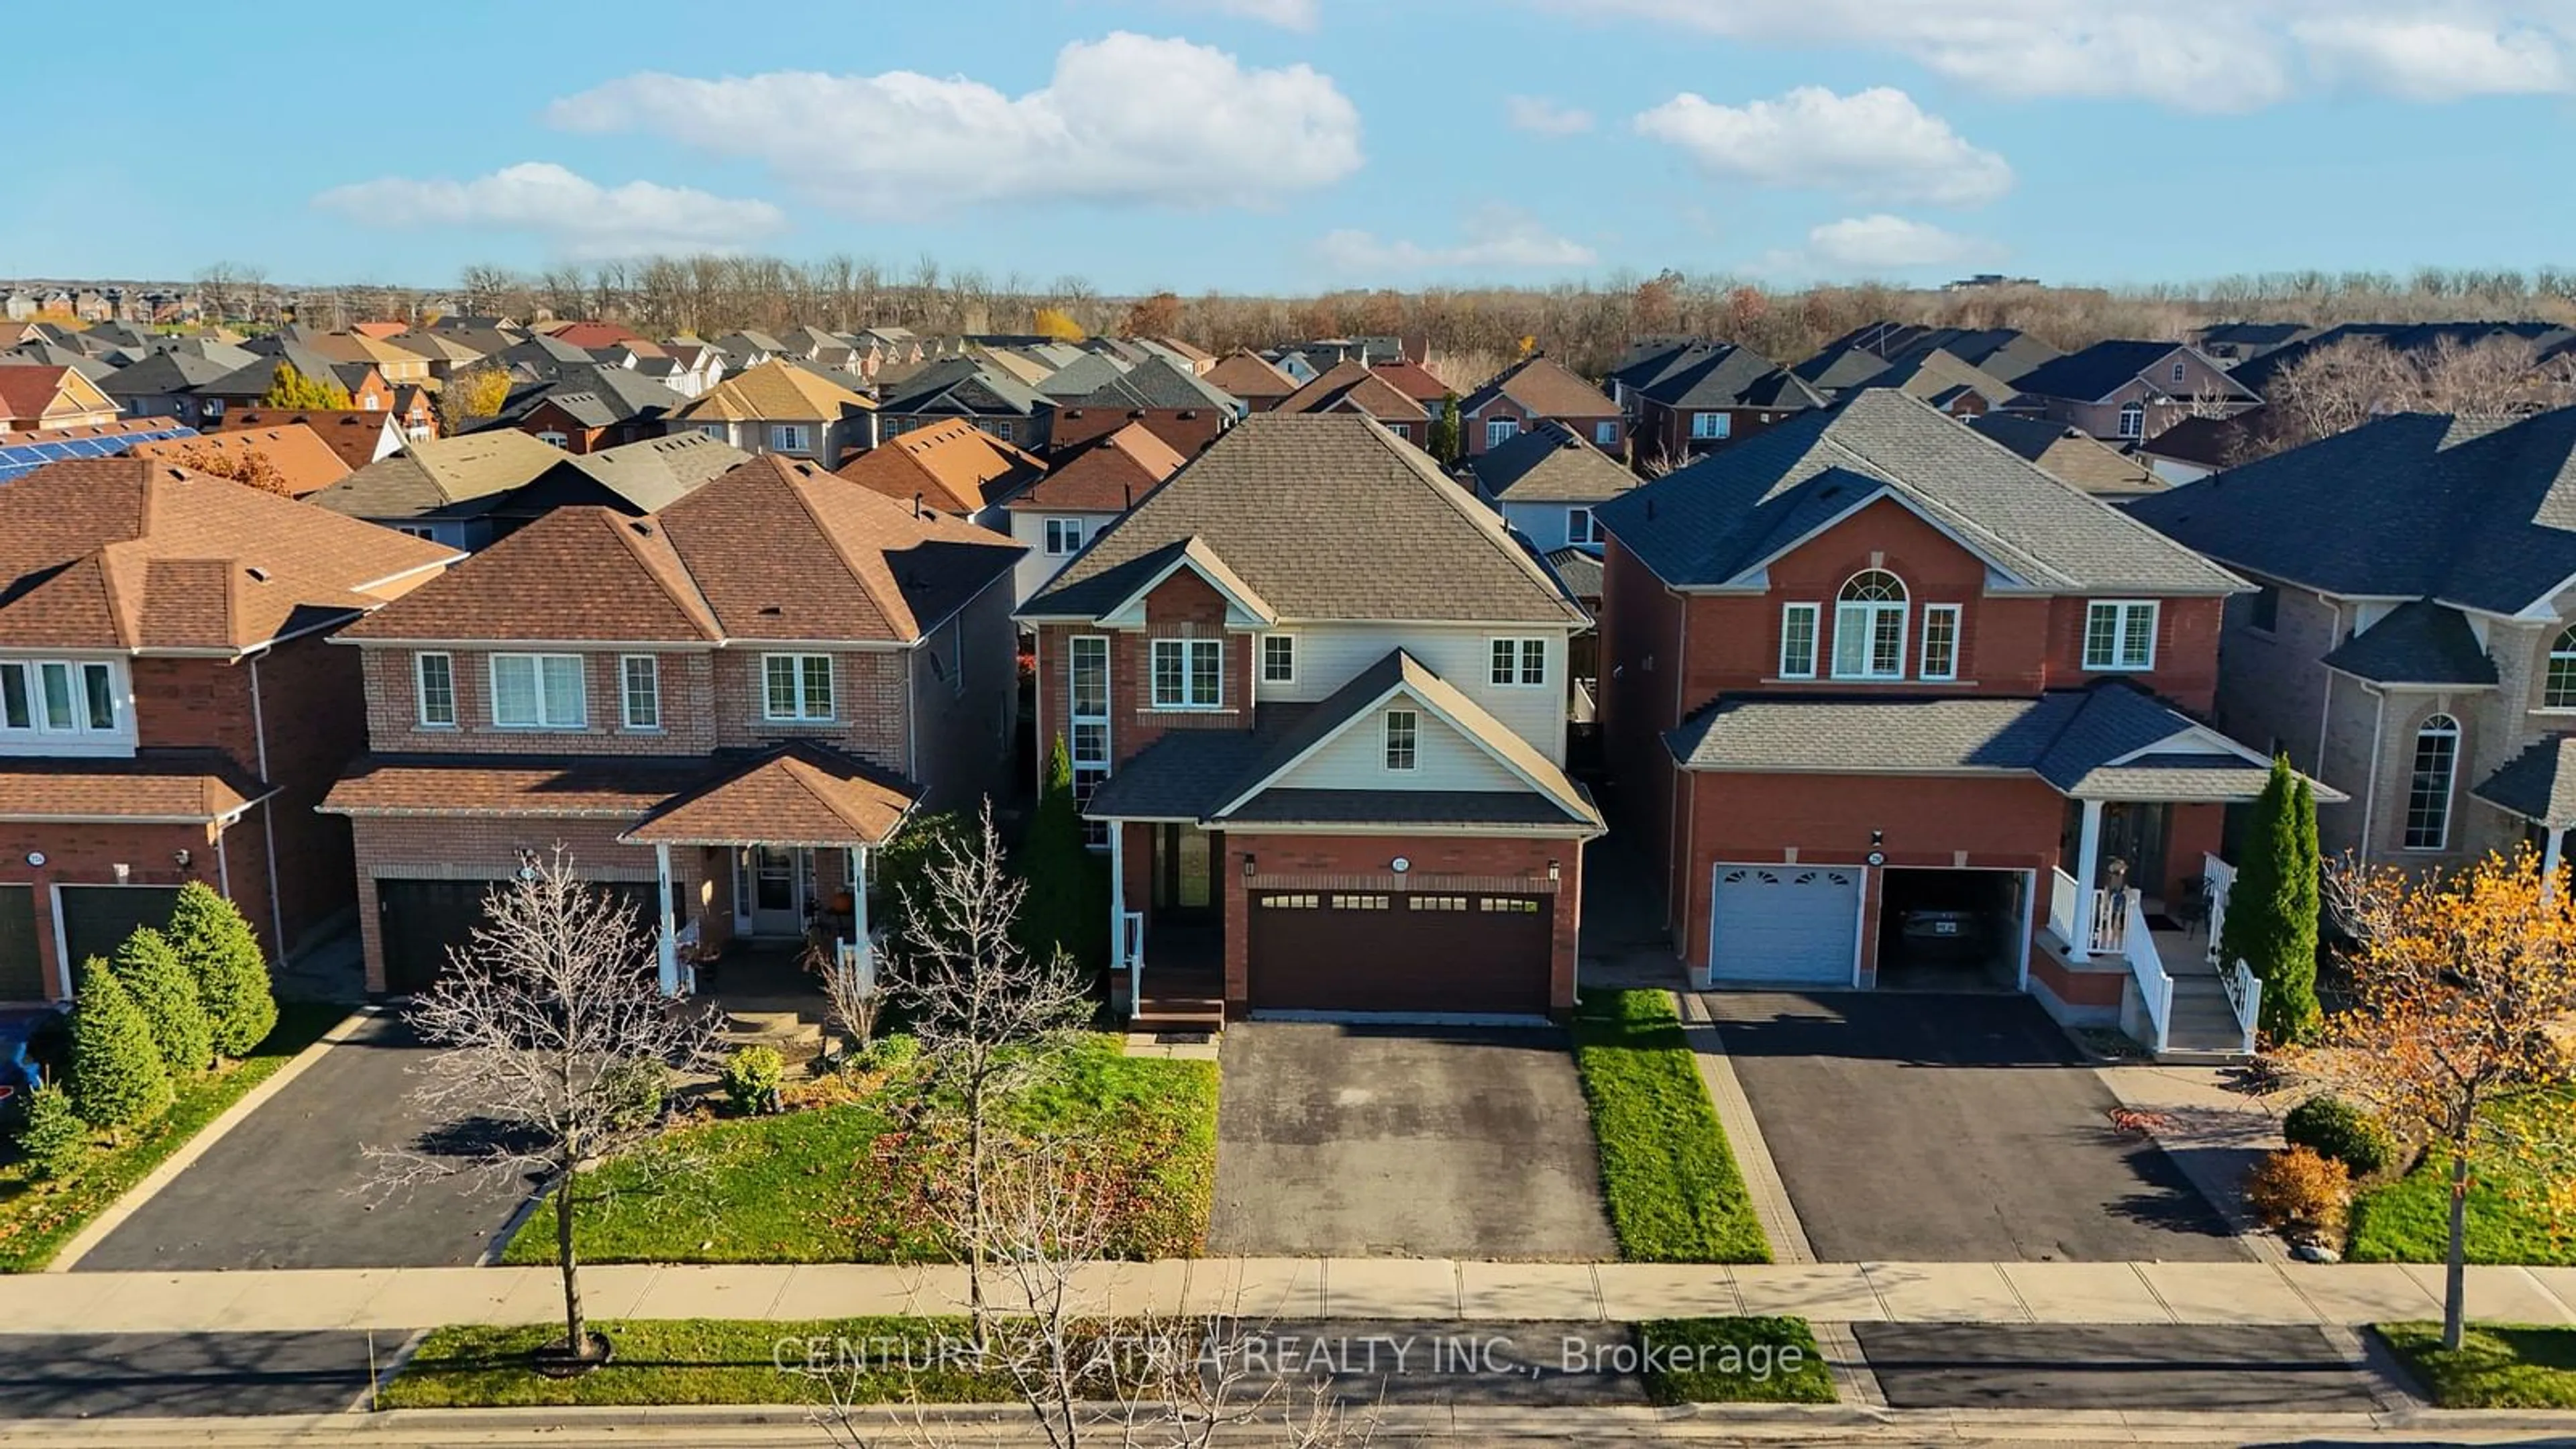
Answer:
[
  {"xmin": 1210, "ymin": 1022, "xmax": 1617, "ymax": 1259},
  {"xmin": 1854, "ymin": 1324, "xmax": 2394, "ymax": 1413},
  {"xmin": 0, "ymin": 1332, "xmax": 377, "ymax": 1418}
]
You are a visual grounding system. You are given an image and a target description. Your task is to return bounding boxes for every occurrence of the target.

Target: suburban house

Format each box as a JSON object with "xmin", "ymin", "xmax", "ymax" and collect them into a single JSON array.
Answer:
[
  {"xmin": 1794, "ymin": 325, "xmax": 2061, "ymax": 398},
  {"xmin": 307, "ymin": 429, "xmax": 590, "ymax": 549},
  {"xmin": 1844, "ymin": 350, "xmax": 2037, "ymax": 418},
  {"xmin": 303, "ymin": 331, "xmax": 435, "ymax": 387},
  {"xmin": 2125, "ymin": 407, "xmax": 2576, "ymax": 875},
  {"xmin": 128, "ymin": 424, "xmax": 352, "ymax": 497},
  {"xmin": 203, "ymin": 408, "xmax": 406, "ymax": 470},
  {"xmin": 1966, "ymin": 413, "xmax": 2168, "ymax": 497},
  {"xmin": 835, "ymin": 415, "xmax": 1046, "ymax": 529},
  {"xmin": 1271, "ymin": 360, "xmax": 1436, "ymax": 444},
  {"xmin": 504, "ymin": 367, "xmax": 688, "ymax": 453},
  {"xmin": 2008, "ymin": 341, "xmax": 2261, "ymax": 443},
  {"xmin": 1595, "ymin": 390, "xmax": 2310, "ymax": 1054},
  {"xmin": 1038, "ymin": 357, "xmax": 1240, "ymax": 458},
  {"xmin": 0, "ymin": 458, "xmax": 459, "ymax": 1004},
  {"xmin": 1611, "ymin": 341, "xmax": 1826, "ymax": 466},
  {"xmin": 0, "ymin": 366, "xmax": 119, "ymax": 435},
  {"xmin": 875, "ymin": 360, "xmax": 1050, "ymax": 449},
  {"xmin": 674, "ymin": 360, "xmax": 877, "ymax": 463},
  {"xmin": 197, "ymin": 343, "xmax": 393, "ymax": 413},
  {"xmin": 998, "ymin": 422, "xmax": 1187, "ymax": 606},
  {"xmin": 1204, "ymin": 350, "xmax": 1300, "ymax": 412},
  {"xmin": 1458, "ymin": 356, "xmax": 1624, "ymax": 457},
  {"xmin": 1466, "ymin": 419, "xmax": 1638, "ymax": 553},
  {"xmin": 98, "ymin": 349, "xmax": 257, "ymax": 428},
  {"xmin": 2135, "ymin": 412, "xmax": 2265, "ymax": 484},
  {"xmin": 385, "ymin": 331, "xmax": 490, "ymax": 382},
  {"xmin": 480, "ymin": 432, "xmax": 753, "ymax": 533},
  {"xmin": 1019, "ymin": 414, "xmax": 1603, "ymax": 1027},
  {"xmin": 321, "ymin": 453, "xmax": 1026, "ymax": 996}
]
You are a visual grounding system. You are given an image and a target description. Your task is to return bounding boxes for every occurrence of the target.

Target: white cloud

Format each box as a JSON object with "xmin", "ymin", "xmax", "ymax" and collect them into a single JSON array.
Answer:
[
  {"xmin": 547, "ymin": 34, "xmax": 1363, "ymax": 216},
  {"xmin": 1536, "ymin": 0, "xmax": 2576, "ymax": 109},
  {"xmin": 2294, "ymin": 16, "xmax": 2567, "ymax": 99},
  {"xmin": 1801, "ymin": 214, "xmax": 2000, "ymax": 271},
  {"xmin": 1316, "ymin": 210, "xmax": 1598, "ymax": 276},
  {"xmin": 1633, "ymin": 86, "xmax": 2011, "ymax": 206},
  {"xmin": 1172, "ymin": 0, "xmax": 1319, "ymax": 28},
  {"xmin": 1506, "ymin": 95, "xmax": 1597, "ymax": 135},
  {"xmin": 312, "ymin": 162, "xmax": 786, "ymax": 259}
]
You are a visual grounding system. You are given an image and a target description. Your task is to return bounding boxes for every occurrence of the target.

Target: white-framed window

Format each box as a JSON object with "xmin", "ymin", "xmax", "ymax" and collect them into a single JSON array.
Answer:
[
  {"xmin": 621, "ymin": 655, "xmax": 660, "ymax": 730},
  {"xmin": 1778, "ymin": 602, "xmax": 1819, "ymax": 680},
  {"xmin": 1691, "ymin": 411, "xmax": 1731, "ymax": 440},
  {"xmin": 1568, "ymin": 506, "xmax": 1605, "ymax": 546},
  {"xmin": 1920, "ymin": 604, "xmax": 1961, "ymax": 682},
  {"xmin": 1831, "ymin": 570, "xmax": 1908, "ymax": 680},
  {"xmin": 1261, "ymin": 635, "xmax": 1295, "ymax": 684},
  {"xmin": 1384, "ymin": 708, "xmax": 1418, "ymax": 771},
  {"xmin": 2404, "ymin": 714, "xmax": 2461, "ymax": 851},
  {"xmin": 1594, "ymin": 421, "xmax": 1617, "ymax": 447},
  {"xmin": 2082, "ymin": 600, "xmax": 2158, "ymax": 671},
  {"xmin": 770, "ymin": 423, "xmax": 810, "ymax": 453},
  {"xmin": 1044, "ymin": 519, "xmax": 1085, "ymax": 556},
  {"xmin": 490, "ymin": 653, "xmax": 586, "ymax": 728},
  {"xmin": 535, "ymin": 430, "xmax": 568, "ymax": 447},
  {"xmin": 393, "ymin": 525, "xmax": 437, "ymax": 539},
  {"xmin": 1150, "ymin": 638, "xmax": 1223, "ymax": 709},
  {"xmin": 415, "ymin": 651, "xmax": 455, "ymax": 727},
  {"xmin": 2170, "ymin": 360, "xmax": 2188, "ymax": 384},
  {"xmin": 1489, "ymin": 637, "xmax": 1548, "ymax": 687},
  {"xmin": 698, "ymin": 423, "xmax": 729, "ymax": 441},
  {"xmin": 1485, "ymin": 417, "xmax": 1518, "ymax": 448},
  {"xmin": 2117, "ymin": 400, "xmax": 2145, "ymax": 439},
  {"xmin": 2545, "ymin": 626, "xmax": 2576, "ymax": 708},
  {"xmin": 982, "ymin": 419, "xmax": 1016, "ymax": 443},
  {"xmin": 1070, "ymin": 635, "xmax": 1111, "ymax": 846},
  {"xmin": 1387, "ymin": 423, "xmax": 1412, "ymax": 439},
  {"xmin": 763, "ymin": 653, "xmax": 835, "ymax": 720},
  {"xmin": 0, "ymin": 659, "xmax": 118, "ymax": 735}
]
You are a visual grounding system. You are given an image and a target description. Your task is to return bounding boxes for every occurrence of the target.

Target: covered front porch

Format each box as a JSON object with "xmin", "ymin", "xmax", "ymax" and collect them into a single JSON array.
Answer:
[{"xmin": 1106, "ymin": 820, "xmax": 1228, "ymax": 1032}]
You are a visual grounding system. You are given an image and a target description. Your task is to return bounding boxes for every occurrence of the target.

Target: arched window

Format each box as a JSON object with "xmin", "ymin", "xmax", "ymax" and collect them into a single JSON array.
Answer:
[
  {"xmin": 2404, "ymin": 714, "xmax": 2461, "ymax": 851},
  {"xmin": 2118, "ymin": 400, "xmax": 2146, "ymax": 439},
  {"xmin": 2546, "ymin": 627, "xmax": 2576, "ymax": 708},
  {"xmin": 1833, "ymin": 569, "xmax": 1909, "ymax": 680}
]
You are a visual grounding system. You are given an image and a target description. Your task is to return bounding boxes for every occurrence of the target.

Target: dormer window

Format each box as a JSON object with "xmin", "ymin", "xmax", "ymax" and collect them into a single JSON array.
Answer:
[{"xmin": 1831, "ymin": 570, "xmax": 1908, "ymax": 680}]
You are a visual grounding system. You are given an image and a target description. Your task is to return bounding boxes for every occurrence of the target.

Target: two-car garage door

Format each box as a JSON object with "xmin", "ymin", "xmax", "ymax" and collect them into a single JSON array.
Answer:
[
  {"xmin": 378, "ymin": 878, "xmax": 664, "ymax": 996},
  {"xmin": 1246, "ymin": 889, "xmax": 1553, "ymax": 1015},
  {"xmin": 1707, "ymin": 865, "xmax": 1860, "ymax": 985}
]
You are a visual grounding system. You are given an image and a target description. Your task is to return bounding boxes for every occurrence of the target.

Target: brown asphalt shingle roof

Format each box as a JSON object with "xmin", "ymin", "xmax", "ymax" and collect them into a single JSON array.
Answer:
[
  {"xmin": 0, "ymin": 750, "xmax": 274, "ymax": 822},
  {"xmin": 625, "ymin": 741, "xmax": 916, "ymax": 845},
  {"xmin": 1006, "ymin": 422, "xmax": 1185, "ymax": 513},
  {"xmin": 1023, "ymin": 413, "xmax": 1585, "ymax": 626},
  {"xmin": 203, "ymin": 409, "xmax": 399, "ymax": 471},
  {"xmin": 321, "ymin": 755, "xmax": 712, "ymax": 818},
  {"xmin": 835, "ymin": 417, "xmax": 1046, "ymax": 515},
  {"xmin": 1275, "ymin": 360, "xmax": 1430, "ymax": 423},
  {"xmin": 677, "ymin": 359, "xmax": 873, "ymax": 423},
  {"xmin": 1468, "ymin": 421, "xmax": 1638, "ymax": 503},
  {"xmin": 306, "ymin": 429, "xmax": 569, "ymax": 520},
  {"xmin": 1462, "ymin": 356, "xmax": 1618, "ymax": 421},
  {"xmin": 129, "ymin": 425, "xmax": 353, "ymax": 498},
  {"xmin": 0, "ymin": 458, "xmax": 460, "ymax": 652},
  {"xmin": 1205, "ymin": 350, "xmax": 1299, "ymax": 402},
  {"xmin": 322, "ymin": 743, "xmax": 920, "ymax": 845}
]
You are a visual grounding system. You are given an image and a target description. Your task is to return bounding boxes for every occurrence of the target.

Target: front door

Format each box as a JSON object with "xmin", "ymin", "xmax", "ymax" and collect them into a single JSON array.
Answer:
[
  {"xmin": 748, "ymin": 845, "xmax": 804, "ymax": 937},
  {"xmin": 1155, "ymin": 824, "xmax": 1217, "ymax": 922},
  {"xmin": 2098, "ymin": 802, "xmax": 2169, "ymax": 901}
]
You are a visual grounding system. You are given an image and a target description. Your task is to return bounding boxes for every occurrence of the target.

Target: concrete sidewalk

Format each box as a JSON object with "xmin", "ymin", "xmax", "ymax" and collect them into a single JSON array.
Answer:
[{"xmin": 0, "ymin": 1258, "xmax": 2567, "ymax": 1334}]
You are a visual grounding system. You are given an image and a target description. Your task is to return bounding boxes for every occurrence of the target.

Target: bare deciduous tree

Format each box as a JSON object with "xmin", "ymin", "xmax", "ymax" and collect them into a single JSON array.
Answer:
[{"xmin": 374, "ymin": 847, "xmax": 720, "ymax": 1368}]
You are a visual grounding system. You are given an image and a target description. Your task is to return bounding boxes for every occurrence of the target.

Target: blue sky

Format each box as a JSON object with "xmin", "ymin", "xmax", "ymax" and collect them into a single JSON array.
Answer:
[{"xmin": 13, "ymin": 0, "xmax": 2576, "ymax": 292}]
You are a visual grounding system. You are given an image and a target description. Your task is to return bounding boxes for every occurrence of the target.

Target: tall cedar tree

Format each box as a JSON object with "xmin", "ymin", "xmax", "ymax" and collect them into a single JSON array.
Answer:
[
  {"xmin": 1430, "ymin": 392, "xmax": 1463, "ymax": 466},
  {"xmin": 168, "ymin": 882, "xmax": 278, "ymax": 1058},
  {"xmin": 2221, "ymin": 756, "xmax": 2323, "ymax": 1042},
  {"xmin": 260, "ymin": 362, "xmax": 353, "ymax": 409},
  {"xmin": 1017, "ymin": 737, "xmax": 1107, "ymax": 975},
  {"xmin": 68, "ymin": 959, "xmax": 174, "ymax": 1132},
  {"xmin": 111, "ymin": 926, "xmax": 214, "ymax": 1074}
]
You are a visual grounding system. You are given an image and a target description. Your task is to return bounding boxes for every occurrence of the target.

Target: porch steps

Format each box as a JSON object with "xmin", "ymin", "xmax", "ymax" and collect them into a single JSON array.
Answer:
[
  {"xmin": 1132, "ymin": 993, "xmax": 1226, "ymax": 1033},
  {"xmin": 2158, "ymin": 971, "xmax": 2253, "ymax": 1063},
  {"xmin": 716, "ymin": 1007, "xmax": 826, "ymax": 1063}
]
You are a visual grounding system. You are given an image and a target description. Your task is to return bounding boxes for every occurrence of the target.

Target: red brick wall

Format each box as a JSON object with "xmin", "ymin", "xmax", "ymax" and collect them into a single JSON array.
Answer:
[
  {"xmin": 1032, "ymin": 571, "xmax": 1254, "ymax": 791},
  {"xmin": 0, "ymin": 820, "xmax": 229, "ymax": 1000},
  {"xmin": 1218, "ymin": 831, "xmax": 1584, "ymax": 1014}
]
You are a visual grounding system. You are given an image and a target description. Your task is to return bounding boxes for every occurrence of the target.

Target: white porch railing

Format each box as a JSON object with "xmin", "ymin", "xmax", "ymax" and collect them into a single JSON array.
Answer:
[
  {"xmin": 2089, "ymin": 889, "xmax": 2127, "ymax": 953},
  {"xmin": 2201, "ymin": 853, "xmax": 2237, "ymax": 970},
  {"xmin": 2047, "ymin": 867, "xmax": 2080, "ymax": 945},
  {"xmin": 1118, "ymin": 910, "xmax": 1145, "ymax": 1020},
  {"xmin": 2201, "ymin": 852, "xmax": 2259, "ymax": 1052},
  {"xmin": 2121, "ymin": 888, "xmax": 2174, "ymax": 1053}
]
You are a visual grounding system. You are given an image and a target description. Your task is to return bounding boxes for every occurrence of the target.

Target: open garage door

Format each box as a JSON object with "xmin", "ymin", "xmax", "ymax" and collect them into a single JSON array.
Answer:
[
  {"xmin": 1708, "ymin": 865, "xmax": 1860, "ymax": 985},
  {"xmin": 57, "ymin": 885, "xmax": 186, "ymax": 979},
  {"xmin": 379, "ymin": 878, "xmax": 662, "ymax": 996},
  {"xmin": 0, "ymin": 885, "xmax": 44, "ymax": 1000},
  {"xmin": 1246, "ymin": 889, "xmax": 1552, "ymax": 1016}
]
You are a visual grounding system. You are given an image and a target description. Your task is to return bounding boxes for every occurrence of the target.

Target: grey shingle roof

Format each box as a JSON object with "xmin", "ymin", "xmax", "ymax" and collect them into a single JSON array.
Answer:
[
  {"xmin": 880, "ymin": 358, "xmax": 1045, "ymax": 417},
  {"xmin": 1048, "ymin": 356, "xmax": 1238, "ymax": 411},
  {"xmin": 2320, "ymin": 600, "xmax": 2499, "ymax": 686},
  {"xmin": 1664, "ymin": 682, "xmax": 2318, "ymax": 801},
  {"xmin": 1222, "ymin": 789, "xmax": 1588, "ymax": 826},
  {"xmin": 2473, "ymin": 735, "xmax": 2576, "ymax": 825},
  {"xmin": 99, "ymin": 351, "xmax": 240, "ymax": 396},
  {"xmin": 2124, "ymin": 407, "xmax": 2576, "ymax": 614},
  {"xmin": 1084, "ymin": 733, "xmax": 1271, "ymax": 820},
  {"xmin": 1596, "ymin": 390, "xmax": 2245, "ymax": 594},
  {"xmin": 1470, "ymin": 421, "xmax": 1638, "ymax": 503},
  {"xmin": 1024, "ymin": 413, "xmax": 1587, "ymax": 626},
  {"xmin": 1633, "ymin": 343, "xmax": 1826, "ymax": 411},
  {"xmin": 2004, "ymin": 341, "xmax": 2198, "ymax": 403},
  {"xmin": 1544, "ymin": 546, "xmax": 1603, "ymax": 598}
]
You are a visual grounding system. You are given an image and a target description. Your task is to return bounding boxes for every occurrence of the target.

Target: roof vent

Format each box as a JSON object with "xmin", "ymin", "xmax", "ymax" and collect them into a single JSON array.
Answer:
[
  {"xmin": 245, "ymin": 566, "xmax": 271, "ymax": 582},
  {"xmin": 759, "ymin": 604, "xmax": 782, "ymax": 615}
]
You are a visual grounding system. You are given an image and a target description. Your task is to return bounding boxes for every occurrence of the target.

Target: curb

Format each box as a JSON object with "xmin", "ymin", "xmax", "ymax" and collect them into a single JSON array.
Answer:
[{"xmin": 44, "ymin": 1006, "xmax": 379, "ymax": 1273}]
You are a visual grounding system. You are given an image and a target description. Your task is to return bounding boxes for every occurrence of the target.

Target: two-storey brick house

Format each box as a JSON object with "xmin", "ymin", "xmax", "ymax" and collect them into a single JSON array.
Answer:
[
  {"xmin": 2127, "ymin": 407, "xmax": 2576, "ymax": 877},
  {"xmin": 0, "ymin": 458, "xmax": 460, "ymax": 1003},
  {"xmin": 1020, "ymin": 414, "xmax": 1603, "ymax": 1026},
  {"xmin": 1597, "ymin": 392, "xmax": 2320, "ymax": 1049},
  {"xmin": 321, "ymin": 455, "xmax": 1022, "ymax": 995},
  {"xmin": 2008, "ymin": 341, "xmax": 2261, "ymax": 444}
]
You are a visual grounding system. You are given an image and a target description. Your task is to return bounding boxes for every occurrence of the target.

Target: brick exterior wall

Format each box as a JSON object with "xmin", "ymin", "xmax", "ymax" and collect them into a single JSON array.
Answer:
[
  {"xmin": 1460, "ymin": 400, "xmax": 1623, "ymax": 458},
  {"xmin": 0, "ymin": 819, "xmax": 229, "ymax": 1001},
  {"xmin": 1032, "ymin": 570, "xmax": 1255, "ymax": 791},
  {"xmin": 1218, "ymin": 830, "xmax": 1582, "ymax": 1014}
]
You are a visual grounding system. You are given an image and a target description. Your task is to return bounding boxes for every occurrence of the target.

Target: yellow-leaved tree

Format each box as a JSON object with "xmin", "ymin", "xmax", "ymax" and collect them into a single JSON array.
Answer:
[
  {"xmin": 437, "ymin": 364, "xmax": 511, "ymax": 433},
  {"xmin": 259, "ymin": 362, "xmax": 352, "ymax": 409},
  {"xmin": 2299, "ymin": 849, "xmax": 2576, "ymax": 1350},
  {"xmin": 1030, "ymin": 307, "xmax": 1085, "ymax": 343}
]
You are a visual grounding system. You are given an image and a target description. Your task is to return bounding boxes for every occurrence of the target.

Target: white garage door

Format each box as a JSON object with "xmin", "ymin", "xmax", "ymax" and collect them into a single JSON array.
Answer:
[{"xmin": 1709, "ymin": 865, "xmax": 1861, "ymax": 985}]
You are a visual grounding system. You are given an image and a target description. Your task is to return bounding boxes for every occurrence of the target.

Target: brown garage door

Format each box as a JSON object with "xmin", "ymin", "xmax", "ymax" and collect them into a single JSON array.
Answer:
[
  {"xmin": 1246, "ymin": 890, "xmax": 1552, "ymax": 1015},
  {"xmin": 0, "ymin": 885, "xmax": 44, "ymax": 1001},
  {"xmin": 380, "ymin": 878, "xmax": 663, "ymax": 996},
  {"xmin": 58, "ymin": 885, "xmax": 186, "ymax": 981}
]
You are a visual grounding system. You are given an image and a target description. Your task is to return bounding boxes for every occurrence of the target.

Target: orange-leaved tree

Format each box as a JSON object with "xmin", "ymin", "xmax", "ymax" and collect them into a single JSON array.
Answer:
[
  {"xmin": 167, "ymin": 441, "xmax": 296, "ymax": 497},
  {"xmin": 2299, "ymin": 849, "xmax": 2576, "ymax": 1350}
]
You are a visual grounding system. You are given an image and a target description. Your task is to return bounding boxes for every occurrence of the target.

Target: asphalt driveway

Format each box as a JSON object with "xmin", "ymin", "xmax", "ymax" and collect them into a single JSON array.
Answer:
[
  {"xmin": 0, "ymin": 1332, "xmax": 378, "ymax": 1417},
  {"xmin": 76, "ymin": 1013, "xmax": 533, "ymax": 1272},
  {"xmin": 1210, "ymin": 1022, "xmax": 1616, "ymax": 1259},
  {"xmin": 1701, "ymin": 991, "xmax": 2245, "ymax": 1263},
  {"xmin": 1856, "ymin": 1324, "xmax": 2392, "ymax": 1411}
]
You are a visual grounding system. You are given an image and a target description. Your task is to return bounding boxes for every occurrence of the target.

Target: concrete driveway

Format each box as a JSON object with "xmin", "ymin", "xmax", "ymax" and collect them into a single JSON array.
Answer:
[
  {"xmin": 75, "ymin": 1014, "xmax": 533, "ymax": 1272},
  {"xmin": 1210, "ymin": 1022, "xmax": 1616, "ymax": 1260},
  {"xmin": 1701, "ymin": 991, "xmax": 2245, "ymax": 1263}
]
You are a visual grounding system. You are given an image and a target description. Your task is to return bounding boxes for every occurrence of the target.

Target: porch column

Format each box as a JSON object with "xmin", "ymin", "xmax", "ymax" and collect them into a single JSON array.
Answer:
[
  {"xmin": 2545, "ymin": 826, "xmax": 2567, "ymax": 903},
  {"xmin": 2071, "ymin": 799, "xmax": 2105, "ymax": 962},
  {"xmin": 851, "ymin": 845, "xmax": 872, "ymax": 991},
  {"xmin": 1109, "ymin": 822, "xmax": 1135, "ymax": 1018},
  {"xmin": 653, "ymin": 842, "xmax": 680, "ymax": 996}
]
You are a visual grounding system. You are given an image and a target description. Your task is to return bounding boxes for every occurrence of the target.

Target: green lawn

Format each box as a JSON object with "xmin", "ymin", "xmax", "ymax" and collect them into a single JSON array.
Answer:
[
  {"xmin": 0, "ymin": 1002, "xmax": 344, "ymax": 1273},
  {"xmin": 380, "ymin": 1317, "xmax": 1009, "ymax": 1409},
  {"xmin": 504, "ymin": 1034, "xmax": 1217, "ymax": 1265},
  {"xmin": 1570, "ymin": 989, "xmax": 1771, "ymax": 1264},
  {"xmin": 2347, "ymin": 1093, "xmax": 2574, "ymax": 1266},
  {"xmin": 2378, "ymin": 1322, "xmax": 2576, "ymax": 1407},
  {"xmin": 1635, "ymin": 1318, "xmax": 1836, "ymax": 1404}
]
